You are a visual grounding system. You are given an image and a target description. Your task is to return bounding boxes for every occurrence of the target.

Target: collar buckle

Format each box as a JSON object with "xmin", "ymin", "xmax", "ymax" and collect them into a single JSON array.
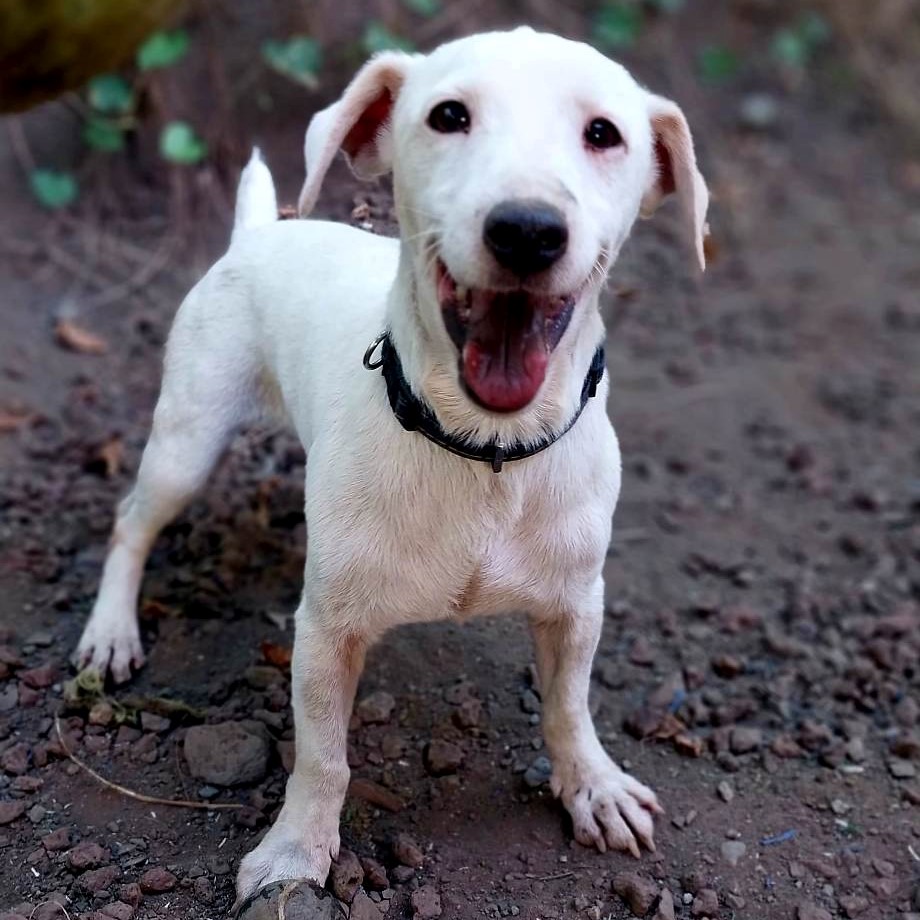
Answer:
[{"xmin": 491, "ymin": 441, "xmax": 506, "ymax": 474}]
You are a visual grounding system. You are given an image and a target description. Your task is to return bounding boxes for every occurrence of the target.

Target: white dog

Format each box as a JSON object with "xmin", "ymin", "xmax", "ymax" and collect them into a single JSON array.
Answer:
[{"xmin": 74, "ymin": 27, "xmax": 708, "ymax": 904}]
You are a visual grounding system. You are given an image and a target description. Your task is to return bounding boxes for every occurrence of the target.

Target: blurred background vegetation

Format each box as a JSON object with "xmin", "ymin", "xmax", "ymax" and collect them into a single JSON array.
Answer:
[{"xmin": 0, "ymin": 0, "xmax": 917, "ymax": 239}]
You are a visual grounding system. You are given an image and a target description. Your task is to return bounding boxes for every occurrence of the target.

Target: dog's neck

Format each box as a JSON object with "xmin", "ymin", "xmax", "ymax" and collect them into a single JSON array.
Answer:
[{"xmin": 385, "ymin": 251, "xmax": 606, "ymax": 449}]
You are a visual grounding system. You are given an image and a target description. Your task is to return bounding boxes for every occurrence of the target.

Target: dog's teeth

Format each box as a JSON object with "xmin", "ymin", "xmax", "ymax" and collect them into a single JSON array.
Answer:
[{"xmin": 456, "ymin": 285, "xmax": 468, "ymax": 301}]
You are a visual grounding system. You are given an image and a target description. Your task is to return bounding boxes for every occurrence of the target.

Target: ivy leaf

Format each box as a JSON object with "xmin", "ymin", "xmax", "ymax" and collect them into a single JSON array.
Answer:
[
  {"xmin": 159, "ymin": 122, "xmax": 207, "ymax": 165},
  {"xmin": 402, "ymin": 0, "xmax": 441, "ymax": 16},
  {"xmin": 137, "ymin": 29, "xmax": 190, "ymax": 71},
  {"xmin": 362, "ymin": 21, "xmax": 415, "ymax": 54},
  {"xmin": 697, "ymin": 45, "xmax": 740, "ymax": 83},
  {"xmin": 87, "ymin": 74, "xmax": 134, "ymax": 115},
  {"xmin": 261, "ymin": 36, "xmax": 322, "ymax": 88},
  {"xmin": 592, "ymin": 4, "xmax": 644, "ymax": 49},
  {"xmin": 30, "ymin": 170, "xmax": 78, "ymax": 209},
  {"xmin": 83, "ymin": 117, "xmax": 125, "ymax": 152}
]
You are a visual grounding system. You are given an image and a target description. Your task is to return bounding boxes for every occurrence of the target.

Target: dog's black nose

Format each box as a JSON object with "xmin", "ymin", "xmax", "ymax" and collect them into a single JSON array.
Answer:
[{"xmin": 483, "ymin": 200, "xmax": 569, "ymax": 277}]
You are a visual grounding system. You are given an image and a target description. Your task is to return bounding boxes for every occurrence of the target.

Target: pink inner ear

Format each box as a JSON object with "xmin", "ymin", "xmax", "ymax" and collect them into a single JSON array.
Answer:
[
  {"xmin": 654, "ymin": 137, "xmax": 676, "ymax": 197},
  {"xmin": 342, "ymin": 88, "xmax": 393, "ymax": 160}
]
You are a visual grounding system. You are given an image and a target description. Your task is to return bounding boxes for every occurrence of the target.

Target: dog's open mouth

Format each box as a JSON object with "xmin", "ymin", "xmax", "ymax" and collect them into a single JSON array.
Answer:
[{"xmin": 437, "ymin": 261, "xmax": 577, "ymax": 413}]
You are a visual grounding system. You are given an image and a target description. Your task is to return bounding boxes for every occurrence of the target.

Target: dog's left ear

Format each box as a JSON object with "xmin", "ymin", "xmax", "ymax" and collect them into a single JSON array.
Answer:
[
  {"xmin": 298, "ymin": 51, "xmax": 415, "ymax": 216},
  {"xmin": 640, "ymin": 94, "xmax": 709, "ymax": 271}
]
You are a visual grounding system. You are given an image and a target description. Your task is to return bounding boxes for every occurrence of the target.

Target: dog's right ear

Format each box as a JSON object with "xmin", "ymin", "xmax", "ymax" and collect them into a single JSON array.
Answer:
[{"xmin": 298, "ymin": 52, "xmax": 415, "ymax": 216}]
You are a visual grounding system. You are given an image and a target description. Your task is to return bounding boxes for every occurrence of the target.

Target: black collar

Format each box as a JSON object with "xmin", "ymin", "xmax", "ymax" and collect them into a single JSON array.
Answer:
[{"xmin": 363, "ymin": 333, "xmax": 605, "ymax": 473}]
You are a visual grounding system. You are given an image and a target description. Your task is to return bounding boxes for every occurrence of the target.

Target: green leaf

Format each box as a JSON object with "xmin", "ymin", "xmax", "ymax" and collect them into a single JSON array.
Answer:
[
  {"xmin": 30, "ymin": 170, "xmax": 78, "ymax": 209},
  {"xmin": 592, "ymin": 4, "xmax": 644, "ymax": 49},
  {"xmin": 87, "ymin": 74, "xmax": 134, "ymax": 115},
  {"xmin": 362, "ymin": 21, "xmax": 415, "ymax": 54},
  {"xmin": 402, "ymin": 0, "xmax": 441, "ymax": 16},
  {"xmin": 771, "ymin": 29, "xmax": 808, "ymax": 67},
  {"xmin": 800, "ymin": 11, "xmax": 831, "ymax": 46},
  {"xmin": 261, "ymin": 36, "xmax": 322, "ymax": 88},
  {"xmin": 137, "ymin": 29, "xmax": 190, "ymax": 71},
  {"xmin": 159, "ymin": 121, "xmax": 207, "ymax": 165},
  {"xmin": 83, "ymin": 117, "xmax": 125, "ymax": 152},
  {"xmin": 697, "ymin": 44, "xmax": 740, "ymax": 83}
]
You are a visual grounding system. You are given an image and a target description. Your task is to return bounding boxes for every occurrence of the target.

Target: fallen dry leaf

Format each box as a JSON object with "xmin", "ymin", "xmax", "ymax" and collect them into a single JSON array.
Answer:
[
  {"xmin": 55, "ymin": 319, "xmax": 108, "ymax": 355},
  {"xmin": 96, "ymin": 436, "xmax": 123, "ymax": 478},
  {"xmin": 0, "ymin": 410, "xmax": 34, "ymax": 433},
  {"xmin": 260, "ymin": 640, "xmax": 292, "ymax": 669}
]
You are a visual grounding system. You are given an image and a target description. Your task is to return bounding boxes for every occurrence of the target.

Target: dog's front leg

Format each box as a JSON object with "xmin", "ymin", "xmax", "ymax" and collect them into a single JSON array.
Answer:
[
  {"xmin": 235, "ymin": 598, "xmax": 365, "ymax": 904},
  {"xmin": 530, "ymin": 584, "xmax": 662, "ymax": 856}
]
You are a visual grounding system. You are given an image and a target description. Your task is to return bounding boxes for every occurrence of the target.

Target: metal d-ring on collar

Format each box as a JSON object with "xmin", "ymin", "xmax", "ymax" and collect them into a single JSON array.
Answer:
[{"xmin": 364, "ymin": 331, "xmax": 606, "ymax": 473}]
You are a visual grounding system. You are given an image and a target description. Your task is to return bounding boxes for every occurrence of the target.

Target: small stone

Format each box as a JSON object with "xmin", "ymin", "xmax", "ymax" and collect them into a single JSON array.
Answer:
[
  {"xmin": 410, "ymin": 884, "xmax": 442, "ymax": 919},
  {"xmin": 520, "ymin": 689, "xmax": 542, "ymax": 714},
  {"xmin": 328, "ymin": 848, "xmax": 363, "ymax": 903},
  {"xmin": 101, "ymin": 902, "xmax": 134, "ymax": 920},
  {"xmin": 716, "ymin": 781, "xmax": 734, "ymax": 803},
  {"xmin": 360, "ymin": 857, "xmax": 389, "ymax": 890},
  {"xmin": 711, "ymin": 655, "xmax": 744, "ymax": 678},
  {"xmin": 889, "ymin": 758, "xmax": 917, "ymax": 779},
  {"xmin": 140, "ymin": 712, "xmax": 171, "ymax": 733},
  {"xmin": 350, "ymin": 890, "xmax": 381, "ymax": 920},
  {"xmin": 729, "ymin": 727, "xmax": 763, "ymax": 754},
  {"xmin": 424, "ymin": 739, "xmax": 464, "ymax": 776},
  {"xmin": 838, "ymin": 894, "xmax": 869, "ymax": 917},
  {"xmin": 652, "ymin": 889, "xmax": 675, "ymax": 920},
  {"xmin": 871, "ymin": 858, "xmax": 895, "ymax": 878},
  {"xmin": 1, "ymin": 742, "xmax": 31, "ymax": 775},
  {"xmin": 393, "ymin": 833, "xmax": 425, "ymax": 868},
  {"xmin": 720, "ymin": 841, "xmax": 746, "ymax": 867},
  {"xmin": 739, "ymin": 93, "xmax": 779, "ymax": 130},
  {"xmin": 348, "ymin": 777, "xmax": 404, "ymax": 813},
  {"xmin": 234, "ymin": 879, "xmax": 346, "ymax": 919},
  {"xmin": 612, "ymin": 871, "xmax": 658, "ymax": 917},
  {"xmin": 796, "ymin": 904, "xmax": 832, "ymax": 920},
  {"xmin": 690, "ymin": 889, "xmax": 719, "ymax": 917},
  {"xmin": 183, "ymin": 721, "xmax": 270, "ymax": 786},
  {"xmin": 452, "ymin": 698, "xmax": 482, "ymax": 729},
  {"xmin": 628, "ymin": 636, "xmax": 655, "ymax": 666},
  {"xmin": 42, "ymin": 827, "xmax": 73, "ymax": 851},
  {"xmin": 392, "ymin": 865, "xmax": 415, "ymax": 884},
  {"xmin": 194, "ymin": 877, "xmax": 214, "ymax": 903},
  {"xmin": 19, "ymin": 663, "xmax": 57, "ymax": 689},
  {"xmin": 139, "ymin": 866, "xmax": 178, "ymax": 894},
  {"xmin": 88, "ymin": 701, "xmax": 115, "ymax": 726},
  {"xmin": 118, "ymin": 884, "xmax": 142, "ymax": 907},
  {"xmin": 523, "ymin": 755, "xmax": 552, "ymax": 789},
  {"xmin": 66, "ymin": 841, "xmax": 110, "ymax": 872},
  {"xmin": 0, "ymin": 799, "xmax": 27, "ymax": 825},
  {"xmin": 78, "ymin": 866, "xmax": 120, "ymax": 895},
  {"xmin": 356, "ymin": 691, "xmax": 396, "ymax": 725}
]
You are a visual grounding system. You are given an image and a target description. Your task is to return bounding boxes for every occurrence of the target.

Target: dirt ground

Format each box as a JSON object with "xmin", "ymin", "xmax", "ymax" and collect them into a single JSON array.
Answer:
[{"xmin": 1, "ymin": 3, "xmax": 919, "ymax": 919}]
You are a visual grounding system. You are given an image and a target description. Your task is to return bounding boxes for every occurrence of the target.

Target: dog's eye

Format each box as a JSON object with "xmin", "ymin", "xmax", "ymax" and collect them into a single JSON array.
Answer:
[
  {"xmin": 428, "ymin": 100, "xmax": 471, "ymax": 134},
  {"xmin": 584, "ymin": 118, "xmax": 623, "ymax": 150}
]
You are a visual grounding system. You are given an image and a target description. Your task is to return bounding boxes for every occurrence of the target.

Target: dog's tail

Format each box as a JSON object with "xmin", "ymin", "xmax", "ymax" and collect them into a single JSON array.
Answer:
[{"xmin": 232, "ymin": 147, "xmax": 278, "ymax": 242}]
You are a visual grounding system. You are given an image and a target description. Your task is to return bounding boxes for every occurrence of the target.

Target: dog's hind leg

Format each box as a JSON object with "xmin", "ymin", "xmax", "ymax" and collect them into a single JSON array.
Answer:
[{"xmin": 74, "ymin": 288, "xmax": 261, "ymax": 683}]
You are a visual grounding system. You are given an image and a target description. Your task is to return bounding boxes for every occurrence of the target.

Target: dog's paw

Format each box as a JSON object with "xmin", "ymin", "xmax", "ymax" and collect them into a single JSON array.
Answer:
[
  {"xmin": 235, "ymin": 820, "xmax": 338, "ymax": 907},
  {"xmin": 552, "ymin": 755, "xmax": 662, "ymax": 857},
  {"xmin": 73, "ymin": 615, "xmax": 145, "ymax": 685}
]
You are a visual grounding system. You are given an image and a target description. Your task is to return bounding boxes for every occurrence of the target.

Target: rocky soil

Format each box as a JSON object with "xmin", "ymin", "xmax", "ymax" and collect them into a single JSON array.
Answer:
[{"xmin": 1, "ymin": 2, "xmax": 918, "ymax": 918}]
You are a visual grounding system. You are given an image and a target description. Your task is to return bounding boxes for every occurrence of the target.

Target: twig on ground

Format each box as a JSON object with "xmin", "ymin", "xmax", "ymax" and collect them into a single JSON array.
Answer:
[
  {"xmin": 7, "ymin": 118, "xmax": 36, "ymax": 174},
  {"xmin": 54, "ymin": 715, "xmax": 245, "ymax": 811},
  {"xmin": 83, "ymin": 232, "xmax": 176, "ymax": 309}
]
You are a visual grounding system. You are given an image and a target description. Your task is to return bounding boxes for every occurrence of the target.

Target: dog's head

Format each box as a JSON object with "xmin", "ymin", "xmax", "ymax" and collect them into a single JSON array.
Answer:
[{"xmin": 299, "ymin": 28, "xmax": 708, "ymax": 416}]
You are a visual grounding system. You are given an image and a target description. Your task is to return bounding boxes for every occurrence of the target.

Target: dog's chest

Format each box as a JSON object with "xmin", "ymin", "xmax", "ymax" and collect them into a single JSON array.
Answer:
[{"xmin": 309, "ymin": 457, "xmax": 610, "ymax": 627}]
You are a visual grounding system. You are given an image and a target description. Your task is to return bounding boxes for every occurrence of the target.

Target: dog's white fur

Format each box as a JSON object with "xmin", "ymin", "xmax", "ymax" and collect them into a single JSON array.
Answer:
[{"xmin": 74, "ymin": 28, "xmax": 708, "ymax": 903}]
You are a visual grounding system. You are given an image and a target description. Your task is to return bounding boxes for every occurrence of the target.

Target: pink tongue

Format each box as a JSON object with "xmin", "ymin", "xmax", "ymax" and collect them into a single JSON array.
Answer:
[{"xmin": 460, "ymin": 292, "xmax": 549, "ymax": 412}]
